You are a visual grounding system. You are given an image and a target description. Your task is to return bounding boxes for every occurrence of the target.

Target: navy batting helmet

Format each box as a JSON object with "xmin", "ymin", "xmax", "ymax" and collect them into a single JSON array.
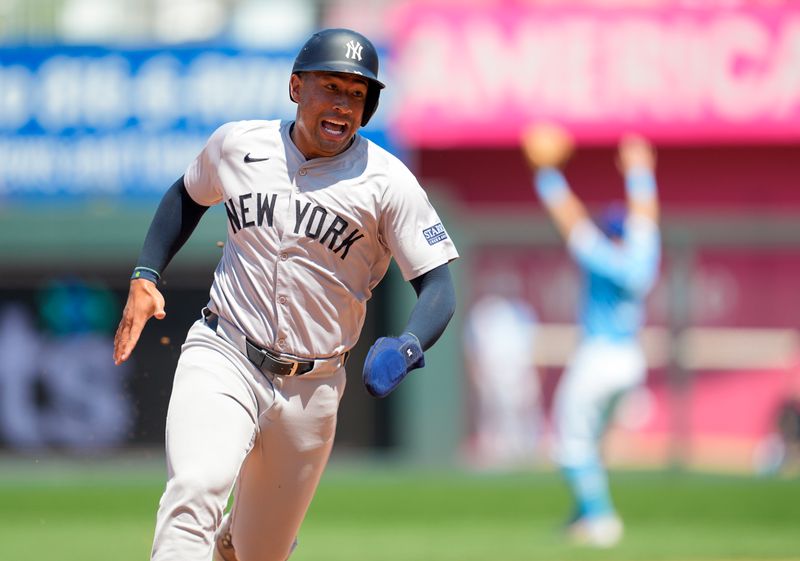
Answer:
[{"xmin": 290, "ymin": 28, "xmax": 385, "ymax": 126}]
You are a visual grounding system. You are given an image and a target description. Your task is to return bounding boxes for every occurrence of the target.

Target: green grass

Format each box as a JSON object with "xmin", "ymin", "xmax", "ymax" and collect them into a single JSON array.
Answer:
[{"xmin": 0, "ymin": 461, "xmax": 798, "ymax": 561}]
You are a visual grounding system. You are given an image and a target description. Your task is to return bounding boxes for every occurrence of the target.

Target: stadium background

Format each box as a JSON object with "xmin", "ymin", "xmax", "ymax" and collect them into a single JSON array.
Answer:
[{"xmin": 1, "ymin": 1, "xmax": 799, "ymax": 560}]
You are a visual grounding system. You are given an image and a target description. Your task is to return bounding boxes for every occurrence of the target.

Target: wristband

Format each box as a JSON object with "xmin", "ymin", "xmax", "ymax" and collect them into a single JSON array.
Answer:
[
  {"xmin": 131, "ymin": 266, "xmax": 160, "ymax": 284},
  {"xmin": 534, "ymin": 168, "xmax": 570, "ymax": 207},
  {"xmin": 625, "ymin": 167, "xmax": 656, "ymax": 202}
]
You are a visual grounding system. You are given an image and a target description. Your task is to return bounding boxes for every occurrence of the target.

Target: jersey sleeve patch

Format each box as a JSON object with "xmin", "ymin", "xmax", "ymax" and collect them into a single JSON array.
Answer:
[{"xmin": 423, "ymin": 223, "xmax": 449, "ymax": 245}]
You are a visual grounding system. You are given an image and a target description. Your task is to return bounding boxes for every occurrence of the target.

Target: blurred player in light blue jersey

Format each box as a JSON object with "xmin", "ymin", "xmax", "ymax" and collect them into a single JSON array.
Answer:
[{"xmin": 521, "ymin": 124, "xmax": 660, "ymax": 547}]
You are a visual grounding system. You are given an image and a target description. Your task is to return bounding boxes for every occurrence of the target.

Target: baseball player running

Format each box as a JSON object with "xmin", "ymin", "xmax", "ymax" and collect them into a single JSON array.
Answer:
[
  {"xmin": 521, "ymin": 124, "xmax": 660, "ymax": 547},
  {"xmin": 113, "ymin": 28, "xmax": 458, "ymax": 561}
]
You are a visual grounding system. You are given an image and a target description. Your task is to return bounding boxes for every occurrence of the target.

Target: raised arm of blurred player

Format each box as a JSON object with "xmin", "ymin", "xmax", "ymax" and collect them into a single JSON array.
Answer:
[
  {"xmin": 523, "ymin": 125, "xmax": 660, "ymax": 295},
  {"xmin": 617, "ymin": 134, "xmax": 659, "ymax": 223},
  {"xmin": 521, "ymin": 123, "xmax": 587, "ymax": 239}
]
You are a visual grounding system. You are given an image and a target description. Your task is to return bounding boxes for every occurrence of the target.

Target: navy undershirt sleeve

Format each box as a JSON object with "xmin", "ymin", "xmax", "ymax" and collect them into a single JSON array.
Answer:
[
  {"xmin": 135, "ymin": 176, "xmax": 210, "ymax": 279},
  {"xmin": 405, "ymin": 263, "xmax": 456, "ymax": 350}
]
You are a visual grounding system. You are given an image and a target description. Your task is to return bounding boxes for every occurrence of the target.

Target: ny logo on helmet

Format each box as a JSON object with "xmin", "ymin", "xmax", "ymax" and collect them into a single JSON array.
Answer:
[{"xmin": 345, "ymin": 40, "xmax": 363, "ymax": 61}]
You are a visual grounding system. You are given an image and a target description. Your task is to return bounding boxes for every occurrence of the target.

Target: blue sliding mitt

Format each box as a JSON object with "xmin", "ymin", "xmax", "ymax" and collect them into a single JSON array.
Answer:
[{"xmin": 362, "ymin": 332, "xmax": 425, "ymax": 398}]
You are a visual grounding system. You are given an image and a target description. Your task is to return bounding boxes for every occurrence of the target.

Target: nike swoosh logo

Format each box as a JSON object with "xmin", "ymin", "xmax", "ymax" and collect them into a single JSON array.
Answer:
[{"xmin": 244, "ymin": 153, "xmax": 270, "ymax": 163}]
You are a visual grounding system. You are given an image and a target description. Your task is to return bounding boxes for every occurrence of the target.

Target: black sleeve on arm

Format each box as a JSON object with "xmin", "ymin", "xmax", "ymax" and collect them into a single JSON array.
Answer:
[
  {"xmin": 135, "ymin": 175, "xmax": 210, "ymax": 276},
  {"xmin": 404, "ymin": 263, "xmax": 456, "ymax": 350}
]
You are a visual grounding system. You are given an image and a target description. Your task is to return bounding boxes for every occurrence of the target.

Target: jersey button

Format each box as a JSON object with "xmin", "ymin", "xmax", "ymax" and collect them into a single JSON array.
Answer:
[
  {"xmin": 278, "ymin": 296, "xmax": 287, "ymax": 305},
  {"xmin": 277, "ymin": 339, "xmax": 286, "ymax": 348},
  {"xmin": 280, "ymin": 253, "xmax": 288, "ymax": 261},
  {"xmin": 298, "ymin": 169, "xmax": 307, "ymax": 176}
]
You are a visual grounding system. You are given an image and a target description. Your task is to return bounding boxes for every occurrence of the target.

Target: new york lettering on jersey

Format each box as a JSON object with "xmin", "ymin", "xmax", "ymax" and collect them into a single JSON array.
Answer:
[
  {"xmin": 224, "ymin": 193, "xmax": 277, "ymax": 231},
  {"xmin": 222, "ymin": 194, "xmax": 365, "ymax": 260},
  {"xmin": 293, "ymin": 200, "xmax": 364, "ymax": 259}
]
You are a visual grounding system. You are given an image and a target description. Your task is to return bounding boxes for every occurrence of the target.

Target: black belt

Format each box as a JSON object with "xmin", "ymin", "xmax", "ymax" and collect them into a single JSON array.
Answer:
[
  {"xmin": 244, "ymin": 338, "xmax": 314, "ymax": 377},
  {"xmin": 202, "ymin": 308, "xmax": 316, "ymax": 377}
]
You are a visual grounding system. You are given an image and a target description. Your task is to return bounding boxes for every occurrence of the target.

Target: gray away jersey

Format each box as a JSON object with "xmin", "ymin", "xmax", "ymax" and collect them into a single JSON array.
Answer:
[{"xmin": 184, "ymin": 119, "xmax": 459, "ymax": 359}]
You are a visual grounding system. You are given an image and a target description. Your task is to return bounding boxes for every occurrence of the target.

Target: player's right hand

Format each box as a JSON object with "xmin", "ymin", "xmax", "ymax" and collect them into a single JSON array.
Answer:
[
  {"xmin": 521, "ymin": 122, "xmax": 575, "ymax": 170},
  {"xmin": 113, "ymin": 278, "xmax": 166, "ymax": 365}
]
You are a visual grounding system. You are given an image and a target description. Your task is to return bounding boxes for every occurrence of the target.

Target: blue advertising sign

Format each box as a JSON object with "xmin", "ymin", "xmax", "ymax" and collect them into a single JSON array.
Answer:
[{"xmin": 0, "ymin": 46, "xmax": 392, "ymax": 199}]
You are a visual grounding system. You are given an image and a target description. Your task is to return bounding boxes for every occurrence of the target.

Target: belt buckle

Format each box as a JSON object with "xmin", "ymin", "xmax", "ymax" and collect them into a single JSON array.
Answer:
[
  {"xmin": 265, "ymin": 347, "xmax": 301, "ymax": 377},
  {"xmin": 285, "ymin": 361, "xmax": 299, "ymax": 377}
]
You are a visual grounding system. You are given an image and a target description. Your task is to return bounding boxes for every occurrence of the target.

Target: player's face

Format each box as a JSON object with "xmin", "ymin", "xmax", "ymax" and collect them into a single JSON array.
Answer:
[{"xmin": 290, "ymin": 71, "xmax": 368, "ymax": 159}]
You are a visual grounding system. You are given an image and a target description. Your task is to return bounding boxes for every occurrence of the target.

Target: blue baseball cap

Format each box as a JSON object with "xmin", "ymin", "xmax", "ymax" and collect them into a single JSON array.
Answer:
[{"xmin": 598, "ymin": 202, "xmax": 626, "ymax": 239}]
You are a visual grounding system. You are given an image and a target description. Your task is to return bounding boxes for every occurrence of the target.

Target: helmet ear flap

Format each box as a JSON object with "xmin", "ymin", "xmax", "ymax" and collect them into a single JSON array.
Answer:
[{"xmin": 361, "ymin": 84, "xmax": 380, "ymax": 127}]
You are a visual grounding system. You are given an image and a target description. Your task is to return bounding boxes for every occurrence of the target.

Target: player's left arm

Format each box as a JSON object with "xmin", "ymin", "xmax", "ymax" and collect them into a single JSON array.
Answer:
[
  {"xmin": 617, "ymin": 133, "xmax": 659, "ymax": 223},
  {"xmin": 362, "ymin": 263, "xmax": 456, "ymax": 398}
]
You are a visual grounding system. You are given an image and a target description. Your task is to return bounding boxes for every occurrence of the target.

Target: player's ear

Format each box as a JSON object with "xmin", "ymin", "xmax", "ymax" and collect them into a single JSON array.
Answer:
[{"xmin": 289, "ymin": 73, "xmax": 302, "ymax": 103}]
